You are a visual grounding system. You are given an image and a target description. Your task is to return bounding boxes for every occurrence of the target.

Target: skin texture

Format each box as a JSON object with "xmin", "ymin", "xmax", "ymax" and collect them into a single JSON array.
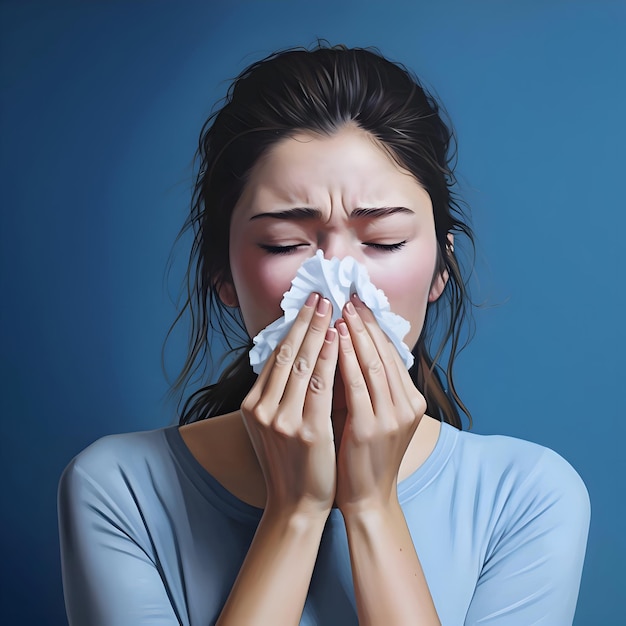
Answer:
[
  {"xmin": 223, "ymin": 124, "xmax": 445, "ymax": 349},
  {"xmin": 209, "ymin": 124, "xmax": 445, "ymax": 624}
]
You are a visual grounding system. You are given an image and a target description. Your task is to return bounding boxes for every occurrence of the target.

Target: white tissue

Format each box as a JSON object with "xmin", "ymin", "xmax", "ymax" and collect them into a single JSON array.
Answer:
[{"xmin": 249, "ymin": 250, "xmax": 415, "ymax": 374}]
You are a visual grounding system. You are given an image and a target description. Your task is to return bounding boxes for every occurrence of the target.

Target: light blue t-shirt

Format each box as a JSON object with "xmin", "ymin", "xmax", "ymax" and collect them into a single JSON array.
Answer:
[{"xmin": 58, "ymin": 422, "xmax": 590, "ymax": 625}]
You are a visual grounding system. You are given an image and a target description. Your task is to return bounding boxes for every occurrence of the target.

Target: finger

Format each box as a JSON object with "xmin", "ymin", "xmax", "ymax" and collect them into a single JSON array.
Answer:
[
  {"xmin": 352, "ymin": 293, "xmax": 426, "ymax": 423},
  {"xmin": 248, "ymin": 338, "xmax": 280, "ymax": 401},
  {"xmin": 259, "ymin": 292, "xmax": 321, "ymax": 407},
  {"xmin": 349, "ymin": 294, "xmax": 407, "ymax": 407},
  {"xmin": 280, "ymin": 296, "xmax": 334, "ymax": 410},
  {"xmin": 342, "ymin": 299, "xmax": 392, "ymax": 416},
  {"xmin": 388, "ymin": 341, "xmax": 428, "ymax": 419},
  {"xmin": 302, "ymin": 327, "xmax": 339, "ymax": 434},
  {"xmin": 336, "ymin": 319, "xmax": 375, "ymax": 419},
  {"xmin": 243, "ymin": 345, "xmax": 278, "ymax": 408},
  {"xmin": 348, "ymin": 297, "xmax": 426, "ymax": 433}
]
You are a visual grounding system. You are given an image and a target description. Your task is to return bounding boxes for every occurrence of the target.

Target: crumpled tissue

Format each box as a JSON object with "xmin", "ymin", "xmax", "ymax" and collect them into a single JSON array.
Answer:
[{"xmin": 249, "ymin": 250, "xmax": 415, "ymax": 374}]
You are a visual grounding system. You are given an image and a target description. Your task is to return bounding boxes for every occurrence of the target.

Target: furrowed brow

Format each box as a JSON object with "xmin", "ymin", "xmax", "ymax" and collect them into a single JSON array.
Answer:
[
  {"xmin": 249, "ymin": 206, "xmax": 414, "ymax": 222},
  {"xmin": 249, "ymin": 207, "xmax": 322, "ymax": 221},
  {"xmin": 350, "ymin": 206, "xmax": 414, "ymax": 218}
]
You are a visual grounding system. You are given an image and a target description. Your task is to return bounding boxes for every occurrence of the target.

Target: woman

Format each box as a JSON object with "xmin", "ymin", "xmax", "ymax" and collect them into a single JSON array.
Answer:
[{"xmin": 58, "ymin": 44, "xmax": 590, "ymax": 625}]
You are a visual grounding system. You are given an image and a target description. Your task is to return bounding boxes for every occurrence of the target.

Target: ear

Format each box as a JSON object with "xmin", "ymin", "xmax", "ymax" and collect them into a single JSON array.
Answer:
[
  {"xmin": 428, "ymin": 270, "xmax": 448, "ymax": 303},
  {"xmin": 428, "ymin": 233, "xmax": 454, "ymax": 303},
  {"xmin": 216, "ymin": 278, "xmax": 239, "ymax": 308}
]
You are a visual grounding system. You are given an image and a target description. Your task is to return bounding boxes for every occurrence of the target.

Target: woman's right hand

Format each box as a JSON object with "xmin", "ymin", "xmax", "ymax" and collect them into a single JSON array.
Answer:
[{"xmin": 240, "ymin": 293, "xmax": 339, "ymax": 517}]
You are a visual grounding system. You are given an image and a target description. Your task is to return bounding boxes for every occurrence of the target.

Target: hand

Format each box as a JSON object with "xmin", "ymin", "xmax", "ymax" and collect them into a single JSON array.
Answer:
[
  {"xmin": 240, "ymin": 293, "xmax": 339, "ymax": 517},
  {"xmin": 334, "ymin": 294, "xmax": 427, "ymax": 514}
]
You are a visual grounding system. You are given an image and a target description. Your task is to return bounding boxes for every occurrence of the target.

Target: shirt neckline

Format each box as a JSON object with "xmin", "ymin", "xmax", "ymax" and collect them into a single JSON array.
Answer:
[{"xmin": 164, "ymin": 419, "xmax": 458, "ymax": 523}]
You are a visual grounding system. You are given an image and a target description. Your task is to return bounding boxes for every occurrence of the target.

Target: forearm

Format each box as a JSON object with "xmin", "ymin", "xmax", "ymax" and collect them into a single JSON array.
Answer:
[
  {"xmin": 343, "ymin": 499, "xmax": 440, "ymax": 626},
  {"xmin": 216, "ymin": 506, "xmax": 328, "ymax": 626}
]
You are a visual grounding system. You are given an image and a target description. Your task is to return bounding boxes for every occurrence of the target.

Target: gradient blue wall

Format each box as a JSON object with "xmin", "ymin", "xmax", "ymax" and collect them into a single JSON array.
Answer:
[{"xmin": 1, "ymin": 1, "xmax": 624, "ymax": 623}]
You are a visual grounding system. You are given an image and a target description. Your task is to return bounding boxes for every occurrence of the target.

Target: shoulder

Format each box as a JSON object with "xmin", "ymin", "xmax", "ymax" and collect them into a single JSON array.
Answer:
[
  {"xmin": 448, "ymin": 425, "xmax": 590, "ymax": 532},
  {"xmin": 63, "ymin": 427, "xmax": 171, "ymax": 473},
  {"xmin": 447, "ymin": 429, "xmax": 591, "ymax": 624},
  {"xmin": 454, "ymin": 426, "xmax": 587, "ymax": 489},
  {"xmin": 58, "ymin": 427, "xmax": 177, "ymax": 511}
]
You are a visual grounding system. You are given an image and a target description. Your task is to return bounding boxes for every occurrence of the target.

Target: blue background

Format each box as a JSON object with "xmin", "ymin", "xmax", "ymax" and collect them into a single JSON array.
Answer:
[{"xmin": 1, "ymin": 1, "xmax": 624, "ymax": 623}]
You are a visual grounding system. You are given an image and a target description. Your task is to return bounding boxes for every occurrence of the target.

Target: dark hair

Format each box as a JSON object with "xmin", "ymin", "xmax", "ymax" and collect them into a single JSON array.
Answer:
[{"xmin": 169, "ymin": 43, "xmax": 475, "ymax": 429}]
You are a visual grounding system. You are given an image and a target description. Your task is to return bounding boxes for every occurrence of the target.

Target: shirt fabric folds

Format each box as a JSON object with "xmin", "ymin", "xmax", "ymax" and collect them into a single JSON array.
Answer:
[{"xmin": 58, "ymin": 422, "xmax": 590, "ymax": 625}]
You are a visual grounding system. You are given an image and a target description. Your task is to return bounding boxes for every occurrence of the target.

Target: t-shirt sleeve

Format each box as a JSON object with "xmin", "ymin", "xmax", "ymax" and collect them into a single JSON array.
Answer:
[
  {"xmin": 463, "ymin": 447, "xmax": 590, "ymax": 625},
  {"xmin": 58, "ymin": 444, "xmax": 182, "ymax": 626}
]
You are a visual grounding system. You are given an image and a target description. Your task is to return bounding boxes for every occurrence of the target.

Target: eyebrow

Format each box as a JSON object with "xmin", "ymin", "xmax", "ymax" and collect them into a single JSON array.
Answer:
[{"xmin": 249, "ymin": 206, "xmax": 414, "ymax": 221}]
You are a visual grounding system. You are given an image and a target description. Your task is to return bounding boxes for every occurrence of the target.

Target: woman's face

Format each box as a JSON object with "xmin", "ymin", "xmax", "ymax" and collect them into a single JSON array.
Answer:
[{"xmin": 225, "ymin": 124, "xmax": 446, "ymax": 351}]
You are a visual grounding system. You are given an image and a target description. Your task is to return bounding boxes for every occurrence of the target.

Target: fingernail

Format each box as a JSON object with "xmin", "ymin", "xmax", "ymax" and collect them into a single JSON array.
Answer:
[
  {"xmin": 317, "ymin": 298, "xmax": 330, "ymax": 315},
  {"xmin": 325, "ymin": 328, "xmax": 336, "ymax": 343},
  {"xmin": 351, "ymin": 293, "xmax": 362, "ymax": 306},
  {"xmin": 305, "ymin": 292, "xmax": 319, "ymax": 307},
  {"xmin": 337, "ymin": 320, "xmax": 349, "ymax": 337},
  {"xmin": 345, "ymin": 301, "xmax": 355, "ymax": 316}
]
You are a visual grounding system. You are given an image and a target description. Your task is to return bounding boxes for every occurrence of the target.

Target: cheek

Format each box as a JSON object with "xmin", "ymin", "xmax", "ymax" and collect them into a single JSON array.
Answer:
[
  {"xmin": 372, "ymin": 268, "xmax": 432, "ymax": 317},
  {"xmin": 231, "ymin": 255, "xmax": 301, "ymax": 337},
  {"xmin": 368, "ymin": 250, "xmax": 437, "ymax": 347}
]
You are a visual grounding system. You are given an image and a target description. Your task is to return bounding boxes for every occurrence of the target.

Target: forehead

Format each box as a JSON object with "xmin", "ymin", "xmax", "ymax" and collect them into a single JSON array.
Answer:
[{"xmin": 236, "ymin": 125, "xmax": 426, "ymax": 212}]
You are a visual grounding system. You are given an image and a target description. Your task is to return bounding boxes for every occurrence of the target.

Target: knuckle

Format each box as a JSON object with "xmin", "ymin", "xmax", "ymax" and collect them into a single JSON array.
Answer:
[
  {"xmin": 252, "ymin": 403, "xmax": 272, "ymax": 426},
  {"xmin": 398, "ymin": 409, "xmax": 416, "ymax": 426},
  {"xmin": 353, "ymin": 323, "xmax": 367, "ymax": 336},
  {"xmin": 272, "ymin": 415, "xmax": 295, "ymax": 438},
  {"xmin": 292, "ymin": 356, "xmax": 311, "ymax": 376},
  {"xmin": 297, "ymin": 425, "xmax": 318, "ymax": 445},
  {"xmin": 367, "ymin": 359, "xmax": 383, "ymax": 375},
  {"xmin": 275, "ymin": 343, "xmax": 294, "ymax": 366},
  {"xmin": 292, "ymin": 356, "xmax": 312, "ymax": 377},
  {"xmin": 240, "ymin": 392, "xmax": 255, "ymax": 414},
  {"xmin": 340, "ymin": 338, "xmax": 355, "ymax": 354},
  {"xmin": 349, "ymin": 376, "xmax": 367, "ymax": 391},
  {"xmin": 410, "ymin": 393, "xmax": 427, "ymax": 416},
  {"xmin": 381, "ymin": 420, "xmax": 407, "ymax": 442},
  {"xmin": 308, "ymin": 374, "xmax": 326, "ymax": 394},
  {"xmin": 241, "ymin": 385, "xmax": 260, "ymax": 410},
  {"xmin": 384, "ymin": 420, "xmax": 403, "ymax": 436},
  {"xmin": 307, "ymin": 322, "xmax": 324, "ymax": 335},
  {"xmin": 240, "ymin": 395, "xmax": 253, "ymax": 414},
  {"xmin": 350, "ymin": 423, "xmax": 373, "ymax": 444}
]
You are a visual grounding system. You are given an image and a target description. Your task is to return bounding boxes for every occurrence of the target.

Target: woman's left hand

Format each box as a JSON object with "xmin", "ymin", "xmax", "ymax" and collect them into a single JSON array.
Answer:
[{"xmin": 334, "ymin": 294, "xmax": 427, "ymax": 515}]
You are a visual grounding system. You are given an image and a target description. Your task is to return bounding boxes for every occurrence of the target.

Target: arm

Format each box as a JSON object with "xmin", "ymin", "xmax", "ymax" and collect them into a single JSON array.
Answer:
[
  {"xmin": 215, "ymin": 507, "xmax": 327, "ymax": 625},
  {"xmin": 59, "ymin": 294, "xmax": 339, "ymax": 626},
  {"xmin": 217, "ymin": 292, "xmax": 339, "ymax": 625},
  {"xmin": 343, "ymin": 500, "xmax": 440, "ymax": 626},
  {"xmin": 334, "ymin": 296, "xmax": 440, "ymax": 625},
  {"xmin": 335, "ymin": 296, "xmax": 590, "ymax": 625}
]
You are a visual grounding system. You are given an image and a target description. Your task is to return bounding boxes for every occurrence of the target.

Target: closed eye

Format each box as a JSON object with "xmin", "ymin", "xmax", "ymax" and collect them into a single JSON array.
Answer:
[
  {"xmin": 364, "ymin": 240, "xmax": 407, "ymax": 252},
  {"xmin": 258, "ymin": 243, "xmax": 309, "ymax": 255},
  {"xmin": 259, "ymin": 241, "xmax": 406, "ymax": 254}
]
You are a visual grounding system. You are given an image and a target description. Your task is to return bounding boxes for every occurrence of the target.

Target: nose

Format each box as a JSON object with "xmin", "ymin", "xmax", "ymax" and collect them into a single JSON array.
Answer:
[{"xmin": 319, "ymin": 232, "xmax": 359, "ymax": 262}]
